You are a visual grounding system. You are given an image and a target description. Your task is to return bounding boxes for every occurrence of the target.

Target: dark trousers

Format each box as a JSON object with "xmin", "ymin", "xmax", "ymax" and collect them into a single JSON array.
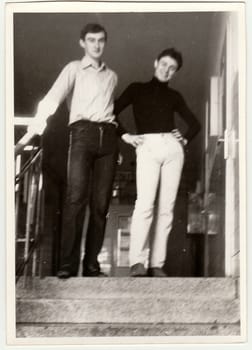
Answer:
[{"xmin": 60, "ymin": 120, "xmax": 118, "ymax": 275}]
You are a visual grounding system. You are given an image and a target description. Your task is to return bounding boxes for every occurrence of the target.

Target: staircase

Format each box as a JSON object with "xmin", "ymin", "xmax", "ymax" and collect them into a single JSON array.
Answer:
[{"xmin": 16, "ymin": 277, "xmax": 240, "ymax": 337}]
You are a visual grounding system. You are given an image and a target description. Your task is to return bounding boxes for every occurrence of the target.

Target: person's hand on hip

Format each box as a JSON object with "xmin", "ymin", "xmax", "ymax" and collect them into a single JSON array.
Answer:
[{"xmin": 121, "ymin": 133, "xmax": 145, "ymax": 148}]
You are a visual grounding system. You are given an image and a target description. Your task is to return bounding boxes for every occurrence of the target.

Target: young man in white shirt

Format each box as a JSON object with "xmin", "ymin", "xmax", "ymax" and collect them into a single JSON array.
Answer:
[{"xmin": 29, "ymin": 23, "xmax": 119, "ymax": 278}]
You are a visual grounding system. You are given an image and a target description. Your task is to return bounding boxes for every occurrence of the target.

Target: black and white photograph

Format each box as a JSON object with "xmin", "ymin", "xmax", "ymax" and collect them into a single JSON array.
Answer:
[{"xmin": 4, "ymin": 0, "xmax": 247, "ymax": 346}]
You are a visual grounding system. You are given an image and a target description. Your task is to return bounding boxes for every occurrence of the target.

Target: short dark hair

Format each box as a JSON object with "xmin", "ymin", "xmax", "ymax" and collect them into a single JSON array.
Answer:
[
  {"xmin": 80, "ymin": 23, "xmax": 107, "ymax": 41},
  {"xmin": 157, "ymin": 48, "xmax": 183, "ymax": 71}
]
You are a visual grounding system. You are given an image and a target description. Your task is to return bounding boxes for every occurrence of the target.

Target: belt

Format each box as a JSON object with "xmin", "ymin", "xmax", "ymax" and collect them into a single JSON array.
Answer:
[{"xmin": 70, "ymin": 119, "xmax": 117, "ymax": 129}]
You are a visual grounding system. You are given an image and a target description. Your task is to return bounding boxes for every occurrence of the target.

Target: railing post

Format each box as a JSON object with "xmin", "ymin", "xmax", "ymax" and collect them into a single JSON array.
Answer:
[
  {"xmin": 15, "ymin": 154, "xmax": 21, "ymax": 242},
  {"xmin": 32, "ymin": 154, "xmax": 44, "ymax": 277},
  {"xmin": 15, "ymin": 139, "xmax": 44, "ymax": 283}
]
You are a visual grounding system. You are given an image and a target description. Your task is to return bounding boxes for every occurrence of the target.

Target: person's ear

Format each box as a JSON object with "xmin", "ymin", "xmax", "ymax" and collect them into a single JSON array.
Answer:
[
  {"xmin": 79, "ymin": 39, "xmax": 85, "ymax": 49},
  {"xmin": 154, "ymin": 59, "xmax": 158, "ymax": 69}
]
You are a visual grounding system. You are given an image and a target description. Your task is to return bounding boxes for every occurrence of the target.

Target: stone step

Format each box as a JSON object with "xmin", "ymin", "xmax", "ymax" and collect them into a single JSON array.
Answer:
[
  {"xmin": 16, "ymin": 297, "xmax": 239, "ymax": 324},
  {"xmin": 16, "ymin": 277, "xmax": 238, "ymax": 300},
  {"xmin": 16, "ymin": 277, "xmax": 240, "ymax": 336},
  {"xmin": 16, "ymin": 322, "xmax": 241, "ymax": 337}
]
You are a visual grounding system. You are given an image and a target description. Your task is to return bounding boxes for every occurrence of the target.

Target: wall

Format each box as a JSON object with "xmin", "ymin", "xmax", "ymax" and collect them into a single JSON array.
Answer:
[
  {"xmin": 203, "ymin": 12, "xmax": 241, "ymax": 276},
  {"xmin": 225, "ymin": 12, "xmax": 240, "ymax": 276},
  {"xmin": 204, "ymin": 13, "xmax": 228, "ymax": 276}
]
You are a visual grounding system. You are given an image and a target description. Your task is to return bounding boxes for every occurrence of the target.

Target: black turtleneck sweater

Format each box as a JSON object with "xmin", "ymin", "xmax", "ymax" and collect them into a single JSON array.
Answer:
[{"xmin": 114, "ymin": 77, "xmax": 201, "ymax": 142}]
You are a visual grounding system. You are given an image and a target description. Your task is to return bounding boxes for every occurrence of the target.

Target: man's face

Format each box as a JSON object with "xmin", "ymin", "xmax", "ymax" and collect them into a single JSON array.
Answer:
[
  {"xmin": 154, "ymin": 55, "xmax": 178, "ymax": 82},
  {"xmin": 80, "ymin": 31, "xmax": 106, "ymax": 60}
]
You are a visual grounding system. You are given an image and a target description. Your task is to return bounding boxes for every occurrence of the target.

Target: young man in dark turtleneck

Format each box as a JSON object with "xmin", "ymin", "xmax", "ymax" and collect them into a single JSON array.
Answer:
[{"xmin": 114, "ymin": 48, "xmax": 201, "ymax": 277}]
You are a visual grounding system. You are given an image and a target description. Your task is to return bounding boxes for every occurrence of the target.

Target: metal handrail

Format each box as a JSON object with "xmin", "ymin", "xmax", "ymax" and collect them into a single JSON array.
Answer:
[
  {"xmin": 15, "ymin": 147, "xmax": 41, "ymax": 183},
  {"xmin": 15, "ymin": 140, "xmax": 45, "ymax": 284}
]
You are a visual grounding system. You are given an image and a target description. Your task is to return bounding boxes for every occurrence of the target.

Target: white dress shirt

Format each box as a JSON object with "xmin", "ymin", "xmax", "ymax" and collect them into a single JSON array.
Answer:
[{"xmin": 30, "ymin": 55, "xmax": 118, "ymax": 134}]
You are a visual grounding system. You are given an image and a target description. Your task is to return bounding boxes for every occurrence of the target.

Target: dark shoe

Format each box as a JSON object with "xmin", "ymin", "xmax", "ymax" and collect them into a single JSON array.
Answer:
[
  {"xmin": 57, "ymin": 264, "xmax": 77, "ymax": 279},
  {"xmin": 148, "ymin": 267, "xmax": 168, "ymax": 277},
  {"xmin": 95, "ymin": 271, "xmax": 107, "ymax": 277},
  {"xmin": 82, "ymin": 261, "xmax": 108, "ymax": 277},
  {"xmin": 130, "ymin": 263, "xmax": 146, "ymax": 277},
  {"xmin": 57, "ymin": 269, "xmax": 72, "ymax": 279},
  {"xmin": 82, "ymin": 267, "xmax": 108, "ymax": 277}
]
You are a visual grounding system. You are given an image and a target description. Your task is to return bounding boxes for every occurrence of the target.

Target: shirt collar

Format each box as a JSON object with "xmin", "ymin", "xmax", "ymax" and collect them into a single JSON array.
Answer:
[{"xmin": 81, "ymin": 56, "xmax": 106, "ymax": 71}]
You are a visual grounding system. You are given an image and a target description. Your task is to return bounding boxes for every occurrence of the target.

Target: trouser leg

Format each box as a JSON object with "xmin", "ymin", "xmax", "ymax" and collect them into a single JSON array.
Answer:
[
  {"xmin": 129, "ymin": 146, "xmax": 161, "ymax": 267},
  {"xmin": 60, "ymin": 130, "xmax": 92, "ymax": 274},
  {"xmin": 150, "ymin": 142, "xmax": 184, "ymax": 268},
  {"xmin": 83, "ymin": 150, "xmax": 118, "ymax": 272}
]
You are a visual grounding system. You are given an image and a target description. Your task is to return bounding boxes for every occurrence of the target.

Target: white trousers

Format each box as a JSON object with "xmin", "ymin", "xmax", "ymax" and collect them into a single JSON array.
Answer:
[{"xmin": 129, "ymin": 133, "xmax": 184, "ymax": 268}]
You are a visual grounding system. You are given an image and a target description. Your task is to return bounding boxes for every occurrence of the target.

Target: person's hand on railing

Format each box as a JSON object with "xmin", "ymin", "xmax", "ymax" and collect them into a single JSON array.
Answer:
[
  {"xmin": 27, "ymin": 116, "xmax": 47, "ymax": 136},
  {"xmin": 15, "ymin": 117, "xmax": 46, "ymax": 158}
]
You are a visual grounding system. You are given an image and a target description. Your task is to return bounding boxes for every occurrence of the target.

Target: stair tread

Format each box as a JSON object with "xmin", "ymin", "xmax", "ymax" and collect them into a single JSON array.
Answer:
[
  {"xmin": 16, "ymin": 298, "xmax": 240, "ymax": 324},
  {"xmin": 16, "ymin": 277, "xmax": 240, "ymax": 328},
  {"xmin": 16, "ymin": 277, "xmax": 238, "ymax": 300},
  {"xmin": 16, "ymin": 322, "xmax": 241, "ymax": 337}
]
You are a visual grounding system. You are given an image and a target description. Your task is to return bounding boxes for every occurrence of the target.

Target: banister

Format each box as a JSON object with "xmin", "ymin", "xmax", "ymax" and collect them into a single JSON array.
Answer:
[
  {"xmin": 15, "ymin": 147, "xmax": 41, "ymax": 184},
  {"xmin": 15, "ymin": 135, "xmax": 44, "ymax": 284}
]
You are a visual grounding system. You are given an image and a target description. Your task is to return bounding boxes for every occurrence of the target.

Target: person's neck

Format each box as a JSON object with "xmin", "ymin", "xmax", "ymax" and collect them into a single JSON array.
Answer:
[
  {"xmin": 86, "ymin": 55, "xmax": 102, "ymax": 69},
  {"xmin": 152, "ymin": 75, "xmax": 169, "ymax": 85}
]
